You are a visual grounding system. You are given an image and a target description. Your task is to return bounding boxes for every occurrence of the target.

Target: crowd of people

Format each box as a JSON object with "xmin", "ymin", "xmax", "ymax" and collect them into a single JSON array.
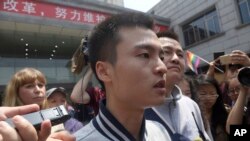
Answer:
[{"xmin": 0, "ymin": 11, "xmax": 250, "ymax": 141}]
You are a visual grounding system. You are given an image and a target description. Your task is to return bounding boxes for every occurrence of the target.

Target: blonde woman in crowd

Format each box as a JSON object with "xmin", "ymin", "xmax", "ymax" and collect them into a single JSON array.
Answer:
[
  {"xmin": 1, "ymin": 68, "xmax": 76, "ymax": 141},
  {"xmin": 3, "ymin": 67, "xmax": 47, "ymax": 109}
]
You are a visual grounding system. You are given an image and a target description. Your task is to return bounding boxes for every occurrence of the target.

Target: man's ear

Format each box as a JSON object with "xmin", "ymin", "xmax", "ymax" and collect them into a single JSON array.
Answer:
[{"xmin": 95, "ymin": 61, "xmax": 112, "ymax": 82}]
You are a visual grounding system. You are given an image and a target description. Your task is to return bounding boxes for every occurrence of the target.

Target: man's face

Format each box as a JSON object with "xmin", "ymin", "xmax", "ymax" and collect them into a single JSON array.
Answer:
[
  {"xmin": 104, "ymin": 27, "xmax": 168, "ymax": 109},
  {"xmin": 160, "ymin": 37, "xmax": 185, "ymax": 84}
]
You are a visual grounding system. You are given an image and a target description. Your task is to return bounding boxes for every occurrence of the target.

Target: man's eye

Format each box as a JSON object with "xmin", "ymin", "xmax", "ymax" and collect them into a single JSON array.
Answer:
[
  {"xmin": 200, "ymin": 93, "xmax": 207, "ymax": 95},
  {"xmin": 178, "ymin": 53, "xmax": 184, "ymax": 58},
  {"xmin": 164, "ymin": 50, "xmax": 171, "ymax": 54},
  {"xmin": 38, "ymin": 83, "xmax": 45, "ymax": 88},
  {"xmin": 139, "ymin": 53, "xmax": 149, "ymax": 58}
]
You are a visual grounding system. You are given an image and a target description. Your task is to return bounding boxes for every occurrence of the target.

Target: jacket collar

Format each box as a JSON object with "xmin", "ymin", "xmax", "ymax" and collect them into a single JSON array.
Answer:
[
  {"xmin": 92, "ymin": 99, "xmax": 146, "ymax": 141},
  {"xmin": 165, "ymin": 85, "xmax": 182, "ymax": 102}
]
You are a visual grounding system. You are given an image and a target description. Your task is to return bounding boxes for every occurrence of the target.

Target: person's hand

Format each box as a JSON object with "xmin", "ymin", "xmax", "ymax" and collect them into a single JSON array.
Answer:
[
  {"xmin": 0, "ymin": 116, "xmax": 51, "ymax": 141},
  {"xmin": 206, "ymin": 60, "xmax": 217, "ymax": 79},
  {"xmin": 0, "ymin": 104, "xmax": 51, "ymax": 141},
  {"xmin": 0, "ymin": 104, "xmax": 40, "ymax": 120},
  {"xmin": 47, "ymin": 131, "xmax": 75, "ymax": 141},
  {"xmin": 231, "ymin": 50, "xmax": 250, "ymax": 66}
]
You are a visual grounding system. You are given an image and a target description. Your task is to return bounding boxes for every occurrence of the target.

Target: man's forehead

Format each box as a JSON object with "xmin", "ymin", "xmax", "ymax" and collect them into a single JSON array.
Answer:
[
  {"xmin": 159, "ymin": 37, "xmax": 183, "ymax": 51},
  {"xmin": 119, "ymin": 27, "xmax": 156, "ymax": 37},
  {"xmin": 119, "ymin": 27, "xmax": 159, "ymax": 45},
  {"xmin": 159, "ymin": 37, "xmax": 179, "ymax": 45}
]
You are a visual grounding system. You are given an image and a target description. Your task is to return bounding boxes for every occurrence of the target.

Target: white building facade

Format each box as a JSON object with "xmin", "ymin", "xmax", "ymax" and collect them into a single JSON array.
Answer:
[{"xmin": 150, "ymin": 0, "xmax": 250, "ymax": 65}]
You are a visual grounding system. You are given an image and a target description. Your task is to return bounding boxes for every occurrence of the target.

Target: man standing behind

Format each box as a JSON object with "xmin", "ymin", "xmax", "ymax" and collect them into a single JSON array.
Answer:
[
  {"xmin": 145, "ymin": 31, "xmax": 211, "ymax": 141},
  {"xmin": 74, "ymin": 12, "xmax": 171, "ymax": 141}
]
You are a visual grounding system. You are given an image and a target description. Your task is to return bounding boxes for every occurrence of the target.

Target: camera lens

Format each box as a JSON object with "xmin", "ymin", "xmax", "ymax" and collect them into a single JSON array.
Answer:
[{"xmin": 238, "ymin": 67, "xmax": 250, "ymax": 87}]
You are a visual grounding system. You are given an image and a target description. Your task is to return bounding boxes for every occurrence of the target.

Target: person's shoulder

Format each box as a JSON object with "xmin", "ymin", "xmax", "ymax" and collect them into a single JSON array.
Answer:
[
  {"xmin": 146, "ymin": 119, "xmax": 162, "ymax": 126},
  {"xmin": 73, "ymin": 122, "xmax": 95, "ymax": 140},
  {"xmin": 73, "ymin": 121, "xmax": 109, "ymax": 141},
  {"xmin": 145, "ymin": 120, "xmax": 171, "ymax": 140},
  {"xmin": 180, "ymin": 95, "xmax": 198, "ymax": 106},
  {"xmin": 179, "ymin": 95, "xmax": 201, "ymax": 113},
  {"xmin": 146, "ymin": 120, "xmax": 166, "ymax": 129}
]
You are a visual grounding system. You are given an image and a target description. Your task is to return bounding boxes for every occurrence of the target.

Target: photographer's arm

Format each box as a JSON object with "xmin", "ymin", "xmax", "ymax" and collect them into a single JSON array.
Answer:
[
  {"xmin": 226, "ymin": 87, "xmax": 249, "ymax": 133},
  {"xmin": 70, "ymin": 67, "xmax": 92, "ymax": 104},
  {"xmin": 206, "ymin": 61, "xmax": 216, "ymax": 79}
]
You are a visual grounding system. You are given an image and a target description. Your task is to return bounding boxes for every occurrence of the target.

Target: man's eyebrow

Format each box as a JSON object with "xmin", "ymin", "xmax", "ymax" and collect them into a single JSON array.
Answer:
[
  {"xmin": 135, "ymin": 43, "xmax": 155, "ymax": 51},
  {"xmin": 177, "ymin": 50, "xmax": 184, "ymax": 54},
  {"xmin": 162, "ymin": 46, "xmax": 184, "ymax": 53},
  {"xmin": 162, "ymin": 45, "xmax": 171, "ymax": 49},
  {"xmin": 135, "ymin": 43, "xmax": 164, "ymax": 55}
]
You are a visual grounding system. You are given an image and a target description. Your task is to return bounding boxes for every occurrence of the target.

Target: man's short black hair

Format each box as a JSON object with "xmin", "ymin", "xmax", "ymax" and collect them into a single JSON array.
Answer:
[
  {"xmin": 88, "ymin": 12, "xmax": 155, "ymax": 89},
  {"xmin": 157, "ymin": 30, "xmax": 179, "ymax": 41}
]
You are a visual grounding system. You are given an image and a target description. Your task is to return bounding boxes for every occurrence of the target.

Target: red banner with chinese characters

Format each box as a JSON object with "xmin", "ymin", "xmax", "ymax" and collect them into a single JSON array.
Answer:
[
  {"xmin": 0, "ymin": 0, "xmax": 109, "ymax": 24},
  {"xmin": 0, "ymin": 0, "xmax": 168, "ymax": 31}
]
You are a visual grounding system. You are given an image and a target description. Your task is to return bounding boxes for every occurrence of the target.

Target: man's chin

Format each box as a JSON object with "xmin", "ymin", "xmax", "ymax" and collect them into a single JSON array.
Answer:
[
  {"xmin": 166, "ymin": 74, "xmax": 182, "ymax": 83},
  {"xmin": 148, "ymin": 99, "xmax": 165, "ymax": 107}
]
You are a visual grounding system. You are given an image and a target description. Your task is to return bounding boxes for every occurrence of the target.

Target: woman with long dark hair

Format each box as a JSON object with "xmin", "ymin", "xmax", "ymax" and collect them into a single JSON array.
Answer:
[{"xmin": 196, "ymin": 75, "xmax": 229, "ymax": 141}]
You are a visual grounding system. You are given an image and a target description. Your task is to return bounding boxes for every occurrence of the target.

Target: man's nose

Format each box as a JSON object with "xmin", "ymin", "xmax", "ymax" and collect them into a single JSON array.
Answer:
[{"xmin": 156, "ymin": 58, "xmax": 168, "ymax": 75}]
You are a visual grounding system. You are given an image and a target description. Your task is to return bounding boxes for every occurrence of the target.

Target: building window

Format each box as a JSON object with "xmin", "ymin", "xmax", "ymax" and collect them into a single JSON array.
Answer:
[
  {"xmin": 183, "ymin": 9, "xmax": 221, "ymax": 46},
  {"xmin": 237, "ymin": 0, "xmax": 250, "ymax": 24}
]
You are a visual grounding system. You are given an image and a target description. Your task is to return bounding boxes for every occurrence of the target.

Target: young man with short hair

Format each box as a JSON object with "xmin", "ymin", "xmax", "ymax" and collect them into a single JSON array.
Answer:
[{"xmin": 74, "ymin": 12, "xmax": 171, "ymax": 141}]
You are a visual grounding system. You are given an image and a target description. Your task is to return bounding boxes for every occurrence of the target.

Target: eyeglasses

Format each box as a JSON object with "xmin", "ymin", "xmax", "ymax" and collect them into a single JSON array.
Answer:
[
  {"xmin": 228, "ymin": 87, "xmax": 240, "ymax": 95},
  {"xmin": 199, "ymin": 94, "xmax": 219, "ymax": 98}
]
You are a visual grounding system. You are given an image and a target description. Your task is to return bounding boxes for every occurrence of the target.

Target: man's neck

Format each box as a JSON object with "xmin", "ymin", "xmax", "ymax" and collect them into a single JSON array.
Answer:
[
  {"xmin": 106, "ymin": 98, "xmax": 144, "ymax": 140},
  {"xmin": 165, "ymin": 84, "xmax": 175, "ymax": 97}
]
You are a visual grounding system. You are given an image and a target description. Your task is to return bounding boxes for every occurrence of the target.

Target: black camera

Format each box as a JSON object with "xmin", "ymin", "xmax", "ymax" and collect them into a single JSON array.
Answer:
[{"xmin": 238, "ymin": 67, "xmax": 250, "ymax": 87}]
